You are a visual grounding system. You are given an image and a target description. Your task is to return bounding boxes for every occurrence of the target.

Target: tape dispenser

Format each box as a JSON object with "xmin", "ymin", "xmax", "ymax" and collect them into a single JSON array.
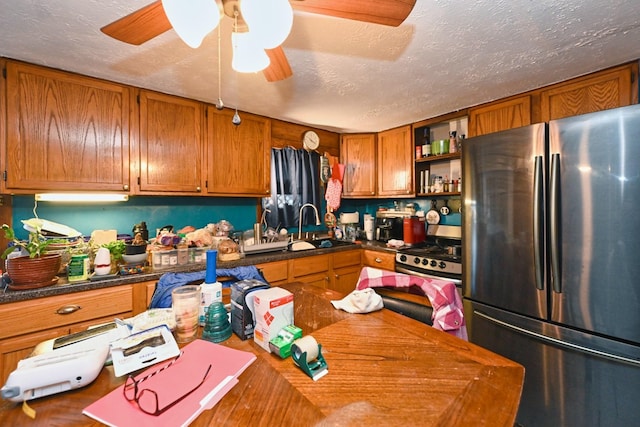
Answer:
[{"xmin": 290, "ymin": 335, "xmax": 328, "ymax": 381}]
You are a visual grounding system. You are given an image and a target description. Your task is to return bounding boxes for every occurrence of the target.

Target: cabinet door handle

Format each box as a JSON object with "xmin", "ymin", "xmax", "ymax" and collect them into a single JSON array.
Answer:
[
  {"xmin": 56, "ymin": 304, "xmax": 81, "ymax": 315},
  {"xmin": 123, "ymin": 184, "xmax": 129, "ymax": 191},
  {"xmin": 196, "ymin": 186, "xmax": 201, "ymax": 192},
  {"xmin": 375, "ymin": 257, "xmax": 382, "ymax": 263}
]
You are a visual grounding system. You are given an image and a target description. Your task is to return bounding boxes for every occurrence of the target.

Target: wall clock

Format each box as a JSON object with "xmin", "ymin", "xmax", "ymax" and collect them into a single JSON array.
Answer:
[{"xmin": 303, "ymin": 130, "xmax": 320, "ymax": 150}]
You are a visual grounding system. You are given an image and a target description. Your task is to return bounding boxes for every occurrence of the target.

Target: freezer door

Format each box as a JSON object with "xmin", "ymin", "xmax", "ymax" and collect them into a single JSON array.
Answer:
[
  {"xmin": 462, "ymin": 124, "xmax": 547, "ymax": 319},
  {"xmin": 467, "ymin": 300, "xmax": 640, "ymax": 427},
  {"xmin": 549, "ymin": 105, "xmax": 640, "ymax": 345}
]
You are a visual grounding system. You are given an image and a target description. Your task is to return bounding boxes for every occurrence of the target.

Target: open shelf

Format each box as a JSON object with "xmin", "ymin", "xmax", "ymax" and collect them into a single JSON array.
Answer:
[
  {"xmin": 417, "ymin": 191, "xmax": 460, "ymax": 197},
  {"xmin": 416, "ymin": 152, "xmax": 461, "ymax": 163}
]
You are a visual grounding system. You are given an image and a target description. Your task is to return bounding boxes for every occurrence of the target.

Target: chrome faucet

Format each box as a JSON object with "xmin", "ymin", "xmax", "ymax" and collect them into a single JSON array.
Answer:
[
  {"xmin": 298, "ymin": 203, "xmax": 321, "ymax": 240},
  {"xmin": 260, "ymin": 208, "xmax": 271, "ymax": 228}
]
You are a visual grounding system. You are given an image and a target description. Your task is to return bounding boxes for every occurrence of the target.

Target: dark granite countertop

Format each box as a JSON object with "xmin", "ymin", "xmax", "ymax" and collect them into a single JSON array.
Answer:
[{"xmin": 0, "ymin": 241, "xmax": 394, "ymax": 304}]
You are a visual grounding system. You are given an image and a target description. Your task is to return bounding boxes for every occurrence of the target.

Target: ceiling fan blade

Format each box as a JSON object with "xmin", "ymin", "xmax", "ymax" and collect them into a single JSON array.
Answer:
[
  {"xmin": 100, "ymin": 1, "xmax": 172, "ymax": 45},
  {"xmin": 263, "ymin": 46, "xmax": 293, "ymax": 82},
  {"xmin": 291, "ymin": 0, "xmax": 416, "ymax": 27}
]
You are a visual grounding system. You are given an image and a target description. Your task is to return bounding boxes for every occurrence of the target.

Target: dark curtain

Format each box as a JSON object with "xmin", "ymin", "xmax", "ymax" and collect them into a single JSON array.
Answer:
[{"xmin": 262, "ymin": 147, "xmax": 320, "ymax": 229}]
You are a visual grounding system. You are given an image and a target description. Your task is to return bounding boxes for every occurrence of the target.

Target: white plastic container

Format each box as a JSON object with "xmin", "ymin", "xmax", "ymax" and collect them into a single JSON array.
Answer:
[{"xmin": 199, "ymin": 281, "xmax": 222, "ymax": 326}]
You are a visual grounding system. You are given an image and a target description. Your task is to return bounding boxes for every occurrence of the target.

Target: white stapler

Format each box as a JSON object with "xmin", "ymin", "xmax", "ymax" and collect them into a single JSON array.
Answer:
[{"xmin": 1, "ymin": 322, "xmax": 130, "ymax": 402}]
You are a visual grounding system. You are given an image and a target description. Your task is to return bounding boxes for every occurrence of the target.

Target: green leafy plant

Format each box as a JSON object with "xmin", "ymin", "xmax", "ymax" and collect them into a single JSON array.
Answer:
[
  {"xmin": 101, "ymin": 240, "xmax": 126, "ymax": 263},
  {"xmin": 1, "ymin": 224, "xmax": 52, "ymax": 259}
]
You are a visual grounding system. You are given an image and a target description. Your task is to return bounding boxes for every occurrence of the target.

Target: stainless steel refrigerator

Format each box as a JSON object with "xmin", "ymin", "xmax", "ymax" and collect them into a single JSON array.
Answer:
[{"xmin": 462, "ymin": 104, "xmax": 640, "ymax": 426}]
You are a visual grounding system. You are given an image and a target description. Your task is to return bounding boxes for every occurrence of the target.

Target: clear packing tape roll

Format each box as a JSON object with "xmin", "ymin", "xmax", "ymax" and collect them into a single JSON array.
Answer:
[
  {"xmin": 292, "ymin": 335, "xmax": 319, "ymax": 363},
  {"xmin": 291, "ymin": 335, "xmax": 328, "ymax": 381}
]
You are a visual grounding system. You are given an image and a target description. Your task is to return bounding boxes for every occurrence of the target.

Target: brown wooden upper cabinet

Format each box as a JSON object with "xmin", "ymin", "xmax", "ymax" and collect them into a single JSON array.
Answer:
[
  {"xmin": 135, "ymin": 90, "xmax": 204, "ymax": 195},
  {"xmin": 206, "ymin": 107, "xmax": 271, "ymax": 196},
  {"xmin": 468, "ymin": 95, "xmax": 532, "ymax": 137},
  {"xmin": 341, "ymin": 125, "xmax": 413, "ymax": 198},
  {"xmin": 341, "ymin": 133, "xmax": 377, "ymax": 197},
  {"xmin": 376, "ymin": 125, "xmax": 414, "ymax": 197},
  {"xmin": 3, "ymin": 60, "xmax": 130, "ymax": 193},
  {"xmin": 539, "ymin": 63, "xmax": 637, "ymax": 122},
  {"xmin": 468, "ymin": 62, "xmax": 638, "ymax": 137}
]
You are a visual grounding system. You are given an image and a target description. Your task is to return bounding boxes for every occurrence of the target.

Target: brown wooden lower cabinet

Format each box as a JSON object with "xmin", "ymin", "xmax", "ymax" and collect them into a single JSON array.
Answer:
[
  {"xmin": 256, "ymin": 260, "xmax": 288, "ymax": 286},
  {"xmin": 258, "ymin": 249, "xmax": 364, "ymax": 293},
  {"xmin": 289, "ymin": 254, "xmax": 331, "ymax": 287},
  {"xmin": 0, "ymin": 285, "xmax": 134, "ymax": 384},
  {"xmin": 331, "ymin": 250, "xmax": 362, "ymax": 295},
  {"xmin": 362, "ymin": 249, "xmax": 395, "ymax": 271}
]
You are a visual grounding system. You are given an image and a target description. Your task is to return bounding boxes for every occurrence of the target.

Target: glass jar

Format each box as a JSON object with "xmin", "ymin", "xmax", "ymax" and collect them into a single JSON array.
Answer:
[{"xmin": 432, "ymin": 139, "xmax": 449, "ymax": 155}]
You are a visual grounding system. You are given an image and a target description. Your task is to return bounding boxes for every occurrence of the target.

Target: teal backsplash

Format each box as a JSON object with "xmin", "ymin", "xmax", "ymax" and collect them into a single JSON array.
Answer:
[
  {"xmin": 12, "ymin": 195, "xmax": 260, "ymax": 240},
  {"xmin": 337, "ymin": 198, "xmax": 462, "ymax": 227},
  {"xmin": 11, "ymin": 195, "xmax": 460, "ymax": 241}
]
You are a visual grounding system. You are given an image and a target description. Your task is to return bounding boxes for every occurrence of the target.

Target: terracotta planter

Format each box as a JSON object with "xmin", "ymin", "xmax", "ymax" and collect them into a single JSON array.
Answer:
[{"xmin": 6, "ymin": 253, "xmax": 62, "ymax": 289}]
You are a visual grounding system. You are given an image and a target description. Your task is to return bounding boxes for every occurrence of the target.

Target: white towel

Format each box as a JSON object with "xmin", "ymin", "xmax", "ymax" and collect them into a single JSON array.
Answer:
[{"xmin": 331, "ymin": 288, "xmax": 384, "ymax": 314}]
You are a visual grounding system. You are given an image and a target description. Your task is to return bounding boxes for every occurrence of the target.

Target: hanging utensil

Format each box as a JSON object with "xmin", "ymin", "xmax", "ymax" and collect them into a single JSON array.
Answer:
[
  {"xmin": 426, "ymin": 200, "xmax": 440, "ymax": 224},
  {"xmin": 440, "ymin": 200, "xmax": 450, "ymax": 216}
]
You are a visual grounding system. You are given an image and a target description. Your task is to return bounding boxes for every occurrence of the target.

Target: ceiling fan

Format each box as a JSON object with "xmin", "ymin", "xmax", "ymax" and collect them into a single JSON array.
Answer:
[{"xmin": 101, "ymin": 0, "xmax": 417, "ymax": 82}]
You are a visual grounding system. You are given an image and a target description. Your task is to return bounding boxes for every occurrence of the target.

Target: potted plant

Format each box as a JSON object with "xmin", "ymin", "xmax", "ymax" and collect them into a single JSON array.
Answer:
[
  {"xmin": 2, "ymin": 224, "xmax": 61, "ymax": 289},
  {"xmin": 99, "ymin": 239, "xmax": 126, "ymax": 274}
]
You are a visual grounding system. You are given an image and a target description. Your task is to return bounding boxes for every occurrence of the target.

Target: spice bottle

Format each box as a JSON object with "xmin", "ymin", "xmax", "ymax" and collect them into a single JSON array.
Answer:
[
  {"xmin": 177, "ymin": 234, "xmax": 189, "ymax": 265},
  {"xmin": 449, "ymin": 131, "xmax": 457, "ymax": 153}
]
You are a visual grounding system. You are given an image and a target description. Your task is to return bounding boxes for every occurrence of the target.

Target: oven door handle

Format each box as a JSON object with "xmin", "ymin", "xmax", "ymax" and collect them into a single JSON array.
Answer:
[{"xmin": 395, "ymin": 266, "xmax": 462, "ymax": 287}]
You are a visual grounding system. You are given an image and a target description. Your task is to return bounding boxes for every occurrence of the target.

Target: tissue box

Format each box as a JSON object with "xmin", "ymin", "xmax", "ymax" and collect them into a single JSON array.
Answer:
[
  {"xmin": 253, "ymin": 287, "xmax": 294, "ymax": 352},
  {"xmin": 230, "ymin": 279, "xmax": 270, "ymax": 340}
]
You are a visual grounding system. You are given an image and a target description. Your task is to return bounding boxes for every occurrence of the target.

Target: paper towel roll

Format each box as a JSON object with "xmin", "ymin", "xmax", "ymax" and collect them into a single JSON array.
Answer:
[
  {"xmin": 339, "ymin": 212, "xmax": 359, "ymax": 224},
  {"xmin": 364, "ymin": 216, "xmax": 375, "ymax": 240},
  {"xmin": 292, "ymin": 335, "xmax": 319, "ymax": 363}
]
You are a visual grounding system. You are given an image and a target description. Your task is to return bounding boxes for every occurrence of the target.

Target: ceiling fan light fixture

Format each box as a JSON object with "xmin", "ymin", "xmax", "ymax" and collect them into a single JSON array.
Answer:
[
  {"xmin": 232, "ymin": 31, "xmax": 270, "ymax": 73},
  {"xmin": 162, "ymin": 0, "xmax": 221, "ymax": 48},
  {"xmin": 240, "ymin": 0, "xmax": 293, "ymax": 49}
]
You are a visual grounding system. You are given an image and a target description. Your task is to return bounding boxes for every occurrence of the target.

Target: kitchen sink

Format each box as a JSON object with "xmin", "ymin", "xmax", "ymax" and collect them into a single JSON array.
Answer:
[{"xmin": 289, "ymin": 239, "xmax": 357, "ymax": 251}]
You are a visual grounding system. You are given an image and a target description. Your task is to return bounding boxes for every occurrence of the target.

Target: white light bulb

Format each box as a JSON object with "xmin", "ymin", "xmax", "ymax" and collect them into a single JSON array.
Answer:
[
  {"xmin": 240, "ymin": 0, "xmax": 293, "ymax": 49},
  {"xmin": 162, "ymin": 0, "xmax": 221, "ymax": 48}
]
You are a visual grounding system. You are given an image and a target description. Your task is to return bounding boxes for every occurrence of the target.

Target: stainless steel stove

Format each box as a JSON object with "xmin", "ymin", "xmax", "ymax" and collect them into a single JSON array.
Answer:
[{"xmin": 395, "ymin": 225, "xmax": 462, "ymax": 286}]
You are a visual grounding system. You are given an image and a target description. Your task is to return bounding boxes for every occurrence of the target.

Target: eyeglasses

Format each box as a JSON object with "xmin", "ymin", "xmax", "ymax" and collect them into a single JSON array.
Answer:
[{"xmin": 123, "ymin": 352, "xmax": 212, "ymax": 416}]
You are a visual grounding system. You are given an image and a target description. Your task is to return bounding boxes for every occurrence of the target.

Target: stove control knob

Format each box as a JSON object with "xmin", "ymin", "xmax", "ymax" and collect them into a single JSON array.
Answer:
[
  {"xmin": 399, "ymin": 255, "xmax": 407, "ymax": 262},
  {"xmin": 439, "ymin": 261, "xmax": 446, "ymax": 269},
  {"xmin": 413, "ymin": 257, "xmax": 421, "ymax": 265},
  {"xmin": 430, "ymin": 260, "xmax": 437, "ymax": 267},
  {"xmin": 421, "ymin": 258, "xmax": 429, "ymax": 266}
]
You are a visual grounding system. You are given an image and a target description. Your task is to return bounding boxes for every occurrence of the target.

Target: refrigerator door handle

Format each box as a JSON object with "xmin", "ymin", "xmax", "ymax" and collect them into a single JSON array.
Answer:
[
  {"xmin": 533, "ymin": 155, "xmax": 544, "ymax": 290},
  {"xmin": 475, "ymin": 310, "xmax": 640, "ymax": 367},
  {"xmin": 549, "ymin": 153, "xmax": 562, "ymax": 293}
]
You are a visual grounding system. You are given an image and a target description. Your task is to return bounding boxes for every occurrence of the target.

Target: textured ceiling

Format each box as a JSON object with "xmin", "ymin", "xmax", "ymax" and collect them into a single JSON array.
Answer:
[{"xmin": 1, "ymin": 0, "xmax": 640, "ymax": 133}]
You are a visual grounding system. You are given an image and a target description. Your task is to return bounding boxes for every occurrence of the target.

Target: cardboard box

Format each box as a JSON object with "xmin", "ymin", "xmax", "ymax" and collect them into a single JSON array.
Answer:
[
  {"xmin": 253, "ymin": 287, "xmax": 294, "ymax": 352},
  {"xmin": 230, "ymin": 279, "xmax": 270, "ymax": 340}
]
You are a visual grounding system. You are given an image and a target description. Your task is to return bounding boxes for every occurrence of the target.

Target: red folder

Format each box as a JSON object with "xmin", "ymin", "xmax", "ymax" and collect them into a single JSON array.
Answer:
[{"xmin": 83, "ymin": 339, "xmax": 256, "ymax": 427}]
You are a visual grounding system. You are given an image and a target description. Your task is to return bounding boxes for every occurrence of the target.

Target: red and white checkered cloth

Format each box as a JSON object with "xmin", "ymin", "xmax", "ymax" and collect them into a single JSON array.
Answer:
[{"xmin": 356, "ymin": 267, "xmax": 468, "ymax": 340}]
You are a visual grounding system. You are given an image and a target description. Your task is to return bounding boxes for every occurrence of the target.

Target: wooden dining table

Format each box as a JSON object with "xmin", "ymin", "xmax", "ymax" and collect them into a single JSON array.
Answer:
[{"xmin": 0, "ymin": 283, "xmax": 524, "ymax": 426}]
